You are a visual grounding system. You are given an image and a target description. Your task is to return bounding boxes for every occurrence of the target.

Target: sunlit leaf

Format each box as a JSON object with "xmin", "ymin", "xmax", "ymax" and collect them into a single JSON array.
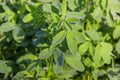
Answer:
[
  {"xmin": 113, "ymin": 26, "xmax": 120, "ymax": 39},
  {"xmin": 65, "ymin": 18, "xmax": 78, "ymax": 23},
  {"xmin": 12, "ymin": 26, "xmax": 25, "ymax": 43},
  {"xmin": 94, "ymin": 44, "xmax": 102, "ymax": 62},
  {"xmin": 100, "ymin": 42, "xmax": 113, "ymax": 64},
  {"xmin": 78, "ymin": 41, "xmax": 89, "ymax": 55},
  {"xmin": 92, "ymin": 69, "xmax": 106, "ymax": 77},
  {"xmin": 17, "ymin": 53, "xmax": 38, "ymax": 63},
  {"xmin": 23, "ymin": 13, "xmax": 34, "ymax": 23},
  {"xmin": 61, "ymin": 0, "xmax": 66, "ymax": 20},
  {"xmin": 72, "ymin": 31, "xmax": 86, "ymax": 44},
  {"xmin": 43, "ymin": 3, "xmax": 52, "ymax": 13},
  {"xmin": 89, "ymin": 42, "xmax": 95, "ymax": 55},
  {"xmin": 106, "ymin": 9, "xmax": 114, "ymax": 27},
  {"xmin": 10, "ymin": 0, "xmax": 16, "ymax": 5},
  {"xmin": 109, "ymin": 0, "xmax": 120, "ymax": 13},
  {"xmin": 2, "ymin": 4, "xmax": 16, "ymax": 22},
  {"xmin": 83, "ymin": 57, "xmax": 92, "ymax": 67},
  {"xmin": 94, "ymin": 42, "xmax": 113, "ymax": 64},
  {"xmin": 66, "ymin": 32, "xmax": 77, "ymax": 54},
  {"xmin": 86, "ymin": 30, "xmax": 101, "ymax": 41},
  {"xmin": 0, "ymin": 22, "xmax": 15, "ymax": 32},
  {"xmin": 66, "ymin": 12, "xmax": 86, "ymax": 19},
  {"xmin": 116, "ymin": 40, "xmax": 120, "ymax": 53},
  {"xmin": 101, "ymin": 0, "xmax": 108, "ymax": 9},
  {"xmin": 20, "ymin": 0, "xmax": 25, "ymax": 5},
  {"xmin": 91, "ymin": 7, "xmax": 103, "ymax": 21},
  {"xmin": 52, "ymin": 30, "xmax": 66, "ymax": 46},
  {"xmin": 0, "ymin": 61, "xmax": 12, "ymax": 74},
  {"xmin": 68, "ymin": 0, "xmax": 77, "ymax": 10},
  {"xmin": 53, "ymin": 64, "xmax": 62, "ymax": 74},
  {"xmin": 39, "ymin": 48, "xmax": 53, "ymax": 59},
  {"xmin": 65, "ymin": 53, "xmax": 84, "ymax": 71},
  {"xmin": 38, "ymin": 0, "xmax": 52, "ymax": 3},
  {"xmin": 0, "ymin": 12, "xmax": 6, "ymax": 20}
]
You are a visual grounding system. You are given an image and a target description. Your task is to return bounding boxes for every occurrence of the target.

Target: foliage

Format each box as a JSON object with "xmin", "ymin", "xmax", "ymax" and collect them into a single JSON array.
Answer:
[{"xmin": 0, "ymin": 0, "xmax": 120, "ymax": 80}]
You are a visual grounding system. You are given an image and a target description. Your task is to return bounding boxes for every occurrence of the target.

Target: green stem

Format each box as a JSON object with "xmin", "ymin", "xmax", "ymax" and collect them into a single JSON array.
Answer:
[
  {"xmin": 82, "ymin": 75, "xmax": 86, "ymax": 80},
  {"xmin": 111, "ymin": 57, "xmax": 115, "ymax": 68}
]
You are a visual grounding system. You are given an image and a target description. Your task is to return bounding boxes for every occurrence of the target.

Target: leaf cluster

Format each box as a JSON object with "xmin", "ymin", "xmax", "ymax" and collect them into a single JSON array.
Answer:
[{"xmin": 0, "ymin": 0, "xmax": 120, "ymax": 80}]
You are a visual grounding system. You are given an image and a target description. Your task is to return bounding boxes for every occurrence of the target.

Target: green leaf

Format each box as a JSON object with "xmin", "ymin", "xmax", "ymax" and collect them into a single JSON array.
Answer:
[
  {"xmin": 20, "ymin": 0, "xmax": 25, "ymax": 5},
  {"xmin": 23, "ymin": 13, "xmax": 34, "ymax": 23},
  {"xmin": 54, "ymin": 49, "xmax": 64, "ymax": 66},
  {"xmin": 75, "ymin": 0, "xmax": 82, "ymax": 6},
  {"xmin": 61, "ymin": 0, "xmax": 66, "ymax": 20},
  {"xmin": 78, "ymin": 41, "xmax": 89, "ymax": 55},
  {"xmin": 65, "ymin": 18, "xmax": 78, "ymax": 23},
  {"xmin": 51, "ymin": 13, "xmax": 60, "ymax": 22},
  {"xmin": 92, "ymin": 69, "xmax": 106, "ymax": 77},
  {"xmin": 113, "ymin": 26, "xmax": 120, "ymax": 39},
  {"xmin": 68, "ymin": 0, "xmax": 77, "ymax": 10},
  {"xmin": 39, "ymin": 48, "xmax": 53, "ymax": 59},
  {"xmin": 65, "ymin": 53, "xmax": 84, "ymax": 71},
  {"xmin": 101, "ymin": 0, "xmax": 108, "ymax": 9},
  {"xmin": 43, "ymin": 3, "xmax": 52, "ymax": 13},
  {"xmin": 94, "ymin": 42, "xmax": 113, "ymax": 64},
  {"xmin": 0, "ymin": 12, "xmax": 6, "ymax": 20},
  {"xmin": 0, "ymin": 22, "xmax": 15, "ymax": 32},
  {"xmin": 12, "ymin": 26, "xmax": 25, "ymax": 43},
  {"xmin": 66, "ymin": 32, "xmax": 77, "ymax": 54},
  {"xmin": 116, "ymin": 40, "xmax": 120, "ymax": 53},
  {"xmin": 91, "ymin": 7, "xmax": 103, "ymax": 21},
  {"xmin": 52, "ymin": 30, "xmax": 66, "ymax": 46},
  {"xmin": 64, "ymin": 21, "xmax": 72, "ymax": 31},
  {"xmin": 25, "ymin": 4, "xmax": 32, "ymax": 12},
  {"xmin": 17, "ymin": 53, "xmax": 38, "ymax": 63},
  {"xmin": 61, "ymin": 64, "xmax": 77, "ymax": 78},
  {"xmin": 2, "ymin": 5, "xmax": 16, "ymax": 21},
  {"xmin": 0, "ymin": 36, "xmax": 6, "ymax": 42},
  {"xmin": 89, "ymin": 42, "xmax": 95, "ymax": 55},
  {"xmin": 71, "ymin": 24, "xmax": 82, "ymax": 31},
  {"xmin": 92, "ymin": 60, "xmax": 104, "ymax": 68},
  {"xmin": 26, "ymin": 62, "xmax": 37, "ymax": 71},
  {"xmin": 0, "ymin": 61, "xmax": 12, "ymax": 74},
  {"xmin": 13, "ymin": 71, "xmax": 25, "ymax": 79},
  {"xmin": 52, "ymin": 0, "xmax": 61, "ymax": 14},
  {"xmin": 53, "ymin": 64, "xmax": 62, "ymax": 74},
  {"xmin": 66, "ymin": 12, "xmax": 86, "ymax": 19},
  {"xmin": 109, "ymin": 0, "xmax": 120, "ymax": 13},
  {"xmin": 72, "ymin": 31, "xmax": 86, "ymax": 44},
  {"xmin": 10, "ymin": 0, "xmax": 16, "ymax": 5},
  {"xmin": 51, "ymin": 5, "xmax": 59, "ymax": 14},
  {"xmin": 94, "ymin": 44, "xmax": 102, "ymax": 62},
  {"xmin": 106, "ymin": 9, "xmax": 114, "ymax": 27},
  {"xmin": 39, "ymin": 0, "xmax": 52, "ymax": 3},
  {"xmin": 86, "ymin": 30, "xmax": 101, "ymax": 41},
  {"xmin": 22, "ymin": 71, "xmax": 33, "ymax": 78},
  {"xmin": 35, "ymin": 31, "xmax": 47, "ymax": 38},
  {"xmin": 100, "ymin": 44, "xmax": 112, "ymax": 64},
  {"xmin": 55, "ymin": 21, "xmax": 64, "ymax": 30},
  {"xmin": 83, "ymin": 57, "xmax": 92, "ymax": 67}
]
